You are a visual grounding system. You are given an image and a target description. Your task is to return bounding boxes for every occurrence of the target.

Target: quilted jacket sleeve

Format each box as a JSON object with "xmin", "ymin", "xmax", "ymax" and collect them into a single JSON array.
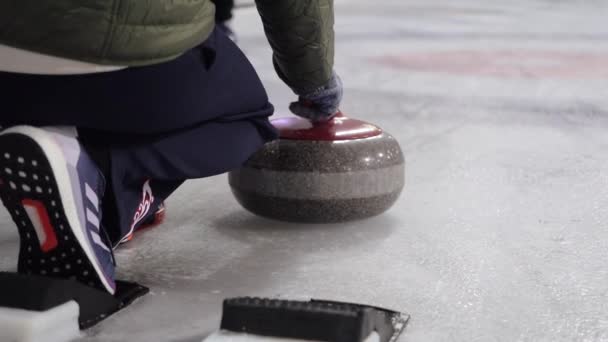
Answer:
[{"xmin": 255, "ymin": 0, "xmax": 335, "ymax": 95}]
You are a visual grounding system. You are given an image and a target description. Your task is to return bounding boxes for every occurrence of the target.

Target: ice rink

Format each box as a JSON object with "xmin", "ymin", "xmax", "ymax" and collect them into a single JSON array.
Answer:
[{"xmin": 1, "ymin": 0, "xmax": 608, "ymax": 341}]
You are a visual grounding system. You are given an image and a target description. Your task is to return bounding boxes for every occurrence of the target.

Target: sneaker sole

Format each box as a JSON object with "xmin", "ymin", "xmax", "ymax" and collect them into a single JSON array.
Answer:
[{"xmin": 0, "ymin": 126, "xmax": 115, "ymax": 294}]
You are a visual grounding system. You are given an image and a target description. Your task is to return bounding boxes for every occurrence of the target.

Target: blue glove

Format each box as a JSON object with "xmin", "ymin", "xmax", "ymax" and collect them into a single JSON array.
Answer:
[{"xmin": 289, "ymin": 71, "xmax": 343, "ymax": 123}]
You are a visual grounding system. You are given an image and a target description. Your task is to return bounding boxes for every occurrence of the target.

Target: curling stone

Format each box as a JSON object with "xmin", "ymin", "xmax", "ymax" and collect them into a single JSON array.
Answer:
[{"xmin": 228, "ymin": 112, "xmax": 404, "ymax": 223}]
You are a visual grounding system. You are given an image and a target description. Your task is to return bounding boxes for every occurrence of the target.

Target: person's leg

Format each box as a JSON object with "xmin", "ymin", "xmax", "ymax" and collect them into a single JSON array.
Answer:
[
  {"xmin": 80, "ymin": 28, "xmax": 277, "ymax": 244},
  {"xmin": 0, "ymin": 29, "xmax": 266, "ymax": 134},
  {"xmin": 84, "ymin": 115, "xmax": 275, "ymax": 245},
  {"xmin": 0, "ymin": 28, "xmax": 277, "ymax": 286}
]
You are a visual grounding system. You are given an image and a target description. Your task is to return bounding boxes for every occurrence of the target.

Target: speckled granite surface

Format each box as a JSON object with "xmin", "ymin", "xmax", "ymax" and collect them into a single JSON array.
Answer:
[{"xmin": 229, "ymin": 133, "xmax": 405, "ymax": 222}]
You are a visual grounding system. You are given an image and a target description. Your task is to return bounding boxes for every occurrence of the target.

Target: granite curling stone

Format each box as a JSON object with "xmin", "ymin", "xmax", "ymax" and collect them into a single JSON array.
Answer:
[{"xmin": 228, "ymin": 112, "xmax": 405, "ymax": 223}]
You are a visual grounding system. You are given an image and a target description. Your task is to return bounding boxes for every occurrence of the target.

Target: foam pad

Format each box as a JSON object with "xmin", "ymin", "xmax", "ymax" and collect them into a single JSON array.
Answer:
[
  {"xmin": 0, "ymin": 272, "xmax": 149, "ymax": 341},
  {"xmin": 204, "ymin": 298, "xmax": 408, "ymax": 342},
  {"xmin": 0, "ymin": 300, "xmax": 80, "ymax": 342}
]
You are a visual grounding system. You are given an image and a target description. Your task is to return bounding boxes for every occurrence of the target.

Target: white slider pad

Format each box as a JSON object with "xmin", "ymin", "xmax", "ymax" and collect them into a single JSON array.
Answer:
[{"xmin": 0, "ymin": 301, "xmax": 80, "ymax": 342}]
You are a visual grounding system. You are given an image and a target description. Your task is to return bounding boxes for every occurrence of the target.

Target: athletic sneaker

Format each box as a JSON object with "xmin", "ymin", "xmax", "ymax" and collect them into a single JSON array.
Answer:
[
  {"xmin": 120, "ymin": 202, "xmax": 166, "ymax": 244},
  {"xmin": 0, "ymin": 126, "xmax": 116, "ymax": 294}
]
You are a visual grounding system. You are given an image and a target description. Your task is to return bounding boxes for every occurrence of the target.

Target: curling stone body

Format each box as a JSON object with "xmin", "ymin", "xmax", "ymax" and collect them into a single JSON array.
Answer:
[{"xmin": 228, "ymin": 115, "xmax": 405, "ymax": 223}]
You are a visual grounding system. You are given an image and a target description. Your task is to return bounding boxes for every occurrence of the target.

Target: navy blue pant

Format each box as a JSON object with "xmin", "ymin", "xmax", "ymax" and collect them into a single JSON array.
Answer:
[{"xmin": 0, "ymin": 28, "xmax": 277, "ymax": 244}]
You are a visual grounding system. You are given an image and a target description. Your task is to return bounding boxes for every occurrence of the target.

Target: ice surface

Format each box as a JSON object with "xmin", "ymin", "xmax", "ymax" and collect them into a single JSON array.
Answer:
[{"xmin": 1, "ymin": 0, "xmax": 608, "ymax": 341}]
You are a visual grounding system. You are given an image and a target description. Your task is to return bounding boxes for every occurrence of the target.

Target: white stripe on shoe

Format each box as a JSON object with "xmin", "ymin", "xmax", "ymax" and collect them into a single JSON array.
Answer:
[
  {"xmin": 85, "ymin": 183, "xmax": 99, "ymax": 212},
  {"xmin": 86, "ymin": 207, "xmax": 100, "ymax": 231},
  {"xmin": 90, "ymin": 231, "xmax": 111, "ymax": 253}
]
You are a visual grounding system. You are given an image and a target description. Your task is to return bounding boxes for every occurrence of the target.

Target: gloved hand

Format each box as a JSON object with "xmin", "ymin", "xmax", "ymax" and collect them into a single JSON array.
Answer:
[{"xmin": 289, "ymin": 71, "xmax": 343, "ymax": 123}]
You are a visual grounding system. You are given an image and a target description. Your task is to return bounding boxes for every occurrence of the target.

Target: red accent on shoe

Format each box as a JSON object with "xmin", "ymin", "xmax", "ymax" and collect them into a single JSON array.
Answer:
[
  {"xmin": 129, "ymin": 180, "xmax": 155, "ymax": 234},
  {"xmin": 22, "ymin": 199, "xmax": 58, "ymax": 252},
  {"xmin": 120, "ymin": 204, "xmax": 166, "ymax": 244},
  {"xmin": 123, "ymin": 233, "xmax": 133, "ymax": 242},
  {"xmin": 137, "ymin": 205, "xmax": 166, "ymax": 232}
]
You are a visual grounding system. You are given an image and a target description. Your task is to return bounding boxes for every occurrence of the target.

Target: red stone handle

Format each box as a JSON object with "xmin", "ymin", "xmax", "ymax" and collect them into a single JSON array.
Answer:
[
  {"xmin": 311, "ymin": 110, "xmax": 345, "ymax": 127},
  {"xmin": 273, "ymin": 110, "xmax": 382, "ymax": 141}
]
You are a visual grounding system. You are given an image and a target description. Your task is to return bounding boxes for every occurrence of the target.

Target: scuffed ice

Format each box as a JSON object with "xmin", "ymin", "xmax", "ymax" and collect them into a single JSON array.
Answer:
[{"xmin": 0, "ymin": 0, "xmax": 607, "ymax": 341}]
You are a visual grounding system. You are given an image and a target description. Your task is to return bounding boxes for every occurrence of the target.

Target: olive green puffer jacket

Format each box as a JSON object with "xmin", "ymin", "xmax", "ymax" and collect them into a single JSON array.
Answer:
[{"xmin": 0, "ymin": 0, "xmax": 334, "ymax": 93}]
